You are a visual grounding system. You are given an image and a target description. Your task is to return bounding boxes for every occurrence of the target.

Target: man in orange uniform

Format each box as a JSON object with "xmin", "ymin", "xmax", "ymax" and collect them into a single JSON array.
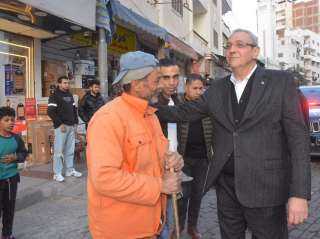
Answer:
[{"xmin": 87, "ymin": 51, "xmax": 183, "ymax": 239}]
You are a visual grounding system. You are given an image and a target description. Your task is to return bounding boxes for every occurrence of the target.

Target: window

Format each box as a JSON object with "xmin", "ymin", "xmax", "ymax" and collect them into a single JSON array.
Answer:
[
  {"xmin": 278, "ymin": 53, "xmax": 284, "ymax": 57},
  {"xmin": 213, "ymin": 29, "xmax": 219, "ymax": 49},
  {"xmin": 282, "ymin": 40, "xmax": 285, "ymax": 45},
  {"xmin": 213, "ymin": 0, "xmax": 217, "ymax": 5},
  {"xmin": 172, "ymin": 0, "xmax": 183, "ymax": 16},
  {"xmin": 0, "ymin": 31, "xmax": 33, "ymax": 98}
]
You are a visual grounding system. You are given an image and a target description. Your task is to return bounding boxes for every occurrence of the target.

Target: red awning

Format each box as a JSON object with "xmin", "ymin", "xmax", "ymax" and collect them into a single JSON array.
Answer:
[{"xmin": 166, "ymin": 34, "xmax": 198, "ymax": 60}]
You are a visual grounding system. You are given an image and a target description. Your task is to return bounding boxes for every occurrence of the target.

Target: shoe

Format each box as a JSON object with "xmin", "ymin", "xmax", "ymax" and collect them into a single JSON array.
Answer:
[
  {"xmin": 53, "ymin": 174, "xmax": 65, "ymax": 182},
  {"xmin": 2, "ymin": 235, "xmax": 16, "ymax": 239},
  {"xmin": 65, "ymin": 168, "xmax": 82, "ymax": 177},
  {"xmin": 181, "ymin": 172, "xmax": 193, "ymax": 182},
  {"xmin": 187, "ymin": 226, "xmax": 202, "ymax": 239},
  {"xmin": 170, "ymin": 227, "xmax": 184, "ymax": 239}
]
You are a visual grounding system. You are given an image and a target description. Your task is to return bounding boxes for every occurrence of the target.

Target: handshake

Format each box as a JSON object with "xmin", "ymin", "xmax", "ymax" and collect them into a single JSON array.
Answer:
[{"xmin": 161, "ymin": 151, "xmax": 185, "ymax": 195}]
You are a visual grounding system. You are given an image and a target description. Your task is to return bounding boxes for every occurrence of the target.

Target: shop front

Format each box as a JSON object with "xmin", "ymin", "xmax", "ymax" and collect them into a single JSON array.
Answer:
[
  {"xmin": 0, "ymin": 0, "xmax": 95, "ymax": 165},
  {"xmin": 0, "ymin": 0, "xmax": 169, "ymax": 165}
]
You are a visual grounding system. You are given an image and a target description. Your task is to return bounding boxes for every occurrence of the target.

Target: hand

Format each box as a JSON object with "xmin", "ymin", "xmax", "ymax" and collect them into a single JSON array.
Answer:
[
  {"xmin": 60, "ymin": 124, "xmax": 67, "ymax": 133},
  {"xmin": 161, "ymin": 171, "xmax": 181, "ymax": 195},
  {"xmin": 2, "ymin": 154, "xmax": 17, "ymax": 164},
  {"xmin": 287, "ymin": 197, "xmax": 308, "ymax": 226},
  {"xmin": 164, "ymin": 151, "xmax": 184, "ymax": 172}
]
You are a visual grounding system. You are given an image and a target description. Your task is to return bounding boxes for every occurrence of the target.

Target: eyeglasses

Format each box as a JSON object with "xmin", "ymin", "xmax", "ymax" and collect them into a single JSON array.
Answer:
[{"xmin": 223, "ymin": 42, "xmax": 257, "ymax": 50}]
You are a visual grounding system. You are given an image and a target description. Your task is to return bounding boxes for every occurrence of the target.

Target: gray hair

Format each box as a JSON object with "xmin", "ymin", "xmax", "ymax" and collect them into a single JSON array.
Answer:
[{"xmin": 230, "ymin": 29, "xmax": 259, "ymax": 47}]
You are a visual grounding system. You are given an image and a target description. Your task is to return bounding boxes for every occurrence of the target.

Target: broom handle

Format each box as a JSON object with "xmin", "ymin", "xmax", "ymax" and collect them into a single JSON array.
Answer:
[{"xmin": 170, "ymin": 168, "xmax": 180, "ymax": 239}]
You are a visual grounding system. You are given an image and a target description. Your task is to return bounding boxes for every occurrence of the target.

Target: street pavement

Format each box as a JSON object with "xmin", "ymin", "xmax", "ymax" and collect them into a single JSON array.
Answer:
[{"xmin": 7, "ymin": 161, "xmax": 320, "ymax": 239}]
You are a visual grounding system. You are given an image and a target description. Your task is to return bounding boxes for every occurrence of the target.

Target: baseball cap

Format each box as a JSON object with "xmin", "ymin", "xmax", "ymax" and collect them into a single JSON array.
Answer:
[{"xmin": 112, "ymin": 51, "xmax": 159, "ymax": 85}]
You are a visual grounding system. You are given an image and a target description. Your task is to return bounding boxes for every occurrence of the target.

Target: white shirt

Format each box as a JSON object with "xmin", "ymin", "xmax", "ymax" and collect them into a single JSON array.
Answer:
[
  {"xmin": 230, "ymin": 65, "xmax": 257, "ymax": 102},
  {"xmin": 167, "ymin": 97, "xmax": 178, "ymax": 151}
]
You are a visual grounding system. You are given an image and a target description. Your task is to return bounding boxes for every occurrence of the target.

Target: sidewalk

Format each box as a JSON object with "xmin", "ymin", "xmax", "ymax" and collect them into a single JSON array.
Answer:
[
  {"xmin": 16, "ymin": 159, "xmax": 87, "ymax": 211},
  {"xmin": 13, "ymin": 159, "xmax": 90, "ymax": 239},
  {"xmin": 13, "ymin": 160, "xmax": 320, "ymax": 238}
]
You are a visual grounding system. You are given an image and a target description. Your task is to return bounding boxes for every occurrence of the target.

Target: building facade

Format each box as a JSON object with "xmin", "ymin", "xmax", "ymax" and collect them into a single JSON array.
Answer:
[
  {"xmin": 120, "ymin": 0, "xmax": 232, "ymax": 79},
  {"xmin": 277, "ymin": 28, "xmax": 320, "ymax": 84},
  {"xmin": 292, "ymin": 0, "xmax": 320, "ymax": 33},
  {"xmin": 257, "ymin": 0, "xmax": 279, "ymax": 69}
]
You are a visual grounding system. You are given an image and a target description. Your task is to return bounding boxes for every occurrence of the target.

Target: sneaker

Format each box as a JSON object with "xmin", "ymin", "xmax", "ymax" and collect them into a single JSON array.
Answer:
[
  {"xmin": 53, "ymin": 174, "xmax": 65, "ymax": 182},
  {"xmin": 181, "ymin": 171, "xmax": 193, "ymax": 182},
  {"xmin": 65, "ymin": 169, "xmax": 82, "ymax": 177}
]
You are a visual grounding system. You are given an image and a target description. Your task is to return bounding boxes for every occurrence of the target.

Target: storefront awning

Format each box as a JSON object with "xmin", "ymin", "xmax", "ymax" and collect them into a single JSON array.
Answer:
[
  {"xmin": 166, "ymin": 34, "xmax": 199, "ymax": 60},
  {"xmin": 110, "ymin": 0, "xmax": 167, "ymax": 40},
  {"xmin": 19, "ymin": 0, "xmax": 96, "ymax": 30}
]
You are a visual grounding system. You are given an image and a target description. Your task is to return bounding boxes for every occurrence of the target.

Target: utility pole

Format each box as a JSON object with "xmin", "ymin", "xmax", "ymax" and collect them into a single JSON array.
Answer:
[{"xmin": 98, "ymin": 28, "xmax": 108, "ymax": 97}]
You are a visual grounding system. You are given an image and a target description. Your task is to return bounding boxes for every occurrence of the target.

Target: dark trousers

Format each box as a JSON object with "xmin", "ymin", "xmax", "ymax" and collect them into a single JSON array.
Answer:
[
  {"xmin": 0, "ymin": 175, "xmax": 19, "ymax": 237},
  {"xmin": 216, "ymin": 173, "xmax": 288, "ymax": 239},
  {"xmin": 178, "ymin": 158, "xmax": 208, "ymax": 229}
]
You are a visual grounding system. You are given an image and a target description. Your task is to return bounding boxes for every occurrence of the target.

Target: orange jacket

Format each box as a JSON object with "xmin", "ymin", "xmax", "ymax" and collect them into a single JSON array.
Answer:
[{"xmin": 87, "ymin": 93, "xmax": 168, "ymax": 239}]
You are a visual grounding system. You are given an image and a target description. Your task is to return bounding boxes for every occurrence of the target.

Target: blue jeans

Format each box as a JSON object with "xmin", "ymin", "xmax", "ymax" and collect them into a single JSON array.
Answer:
[
  {"xmin": 158, "ymin": 197, "xmax": 174, "ymax": 239},
  {"xmin": 53, "ymin": 125, "xmax": 75, "ymax": 175}
]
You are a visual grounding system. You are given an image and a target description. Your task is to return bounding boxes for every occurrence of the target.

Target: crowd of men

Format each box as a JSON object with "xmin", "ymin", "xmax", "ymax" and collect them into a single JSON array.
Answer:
[{"xmin": 0, "ymin": 28, "xmax": 308, "ymax": 239}]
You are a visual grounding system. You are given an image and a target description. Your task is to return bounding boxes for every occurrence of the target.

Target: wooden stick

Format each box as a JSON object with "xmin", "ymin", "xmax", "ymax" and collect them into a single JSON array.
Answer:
[{"xmin": 170, "ymin": 168, "xmax": 180, "ymax": 239}]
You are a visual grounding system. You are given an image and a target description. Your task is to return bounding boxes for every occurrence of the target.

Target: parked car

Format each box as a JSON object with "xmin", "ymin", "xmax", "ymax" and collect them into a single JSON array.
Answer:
[{"xmin": 300, "ymin": 85, "xmax": 320, "ymax": 156}]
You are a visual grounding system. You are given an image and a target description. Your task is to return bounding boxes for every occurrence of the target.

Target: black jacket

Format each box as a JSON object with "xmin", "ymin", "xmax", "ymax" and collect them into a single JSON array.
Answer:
[
  {"xmin": 156, "ymin": 66, "xmax": 311, "ymax": 208},
  {"xmin": 47, "ymin": 88, "xmax": 78, "ymax": 129},
  {"xmin": 78, "ymin": 92, "xmax": 105, "ymax": 123},
  {"xmin": 177, "ymin": 94, "xmax": 213, "ymax": 161},
  {"xmin": 154, "ymin": 93, "xmax": 181, "ymax": 137}
]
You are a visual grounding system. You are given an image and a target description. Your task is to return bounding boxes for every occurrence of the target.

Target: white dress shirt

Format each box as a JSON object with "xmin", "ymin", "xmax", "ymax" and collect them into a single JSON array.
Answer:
[
  {"xmin": 230, "ymin": 64, "xmax": 257, "ymax": 102},
  {"xmin": 167, "ymin": 97, "xmax": 178, "ymax": 151}
]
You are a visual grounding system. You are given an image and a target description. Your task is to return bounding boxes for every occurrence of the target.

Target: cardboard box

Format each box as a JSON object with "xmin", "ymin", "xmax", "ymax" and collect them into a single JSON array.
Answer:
[
  {"xmin": 27, "ymin": 120, "xmax": 54, "ymax": 165},
  {"xmin": 37, "ymin": 103, "xmax": 48, "ymax": 116}
]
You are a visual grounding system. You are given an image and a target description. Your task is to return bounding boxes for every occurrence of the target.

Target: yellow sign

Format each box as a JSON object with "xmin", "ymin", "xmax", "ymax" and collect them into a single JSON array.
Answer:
[
  {"xmin": 108, "ymin": 25, "xmax": 136, "ymax": 54},
  {"xmin": 71, "ymin": 32, "xmax": 94, "ymax": 46},
  {"xmin": 70, "ymin": 25, "xmax": 136, "ymax": 54}
]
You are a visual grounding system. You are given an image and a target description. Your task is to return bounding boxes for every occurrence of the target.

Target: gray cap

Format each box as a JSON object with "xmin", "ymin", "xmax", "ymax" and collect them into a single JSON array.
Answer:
[{"xmin": 112, "ymin": 51, "xmax": 159, "ymax": 85}]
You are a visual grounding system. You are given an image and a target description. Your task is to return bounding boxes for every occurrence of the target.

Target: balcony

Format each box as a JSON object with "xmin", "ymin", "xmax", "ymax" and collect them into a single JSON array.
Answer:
[
  {"xmin": 312, "ymin": 56, "xmax": 320, "ymax": 63},
  {"xmin": 276, "ymin": 14, "xmax": 285, "ymax": 21},
  {"xmin": 276, "ymin": 24, "xmax": 285, "ymax": 31},
  {"xmin": 222, "ymin": 21, "xmax": 231, "ymax": 36},
  {"xmin": 191, "ymin": 30, "xmax": 209, "ymax": 56},
  {"xmin": 222, "ymin": 0, "xmax": 232, "ymax": 15},
  {"xmin": 304, "ymin": 64, "xmax": 311, "ymax": 71},
  {"xmin": 193, "ymin": 0, "xmax": 207, "ymax": 15}
]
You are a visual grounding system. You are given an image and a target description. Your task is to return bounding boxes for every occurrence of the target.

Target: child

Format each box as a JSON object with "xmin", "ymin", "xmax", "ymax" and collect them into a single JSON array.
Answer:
[{"xmin": 0, "ymin": 107, "xmax": 28, "ymax": 239}]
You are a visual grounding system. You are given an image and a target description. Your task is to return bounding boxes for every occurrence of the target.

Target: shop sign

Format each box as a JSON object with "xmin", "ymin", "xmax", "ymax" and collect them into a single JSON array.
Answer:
[
  {"xmin": 4, "ymin": 64, "xmax": 14, "ymax": 96},
  {"xmin": 108, "ymin": 25, "xmax": 136, "ymax": 54},
  {"xmin": 25, "ymin": 98, "xmax": 37, "ymax": 120}
]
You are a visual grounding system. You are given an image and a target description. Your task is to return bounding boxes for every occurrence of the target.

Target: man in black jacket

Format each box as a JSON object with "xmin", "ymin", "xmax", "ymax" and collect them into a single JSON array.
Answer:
[
  {"xmin": 47, "ymin": 76, "xmax": 82, "ymax": 182},
  {"xmin": 156, "ymin": 29, "xmax": 310, "ymax": 239},
  {"xmin": 155, "ymin": 58, "xmax": 182, "ymax": 239},
  {"xmin": 78, "ymin": 80, "xmax": 105, "ymax": 128},
  {"xmin": 176, "ymin": 74, "xmax": 213, "ymax": 239}
]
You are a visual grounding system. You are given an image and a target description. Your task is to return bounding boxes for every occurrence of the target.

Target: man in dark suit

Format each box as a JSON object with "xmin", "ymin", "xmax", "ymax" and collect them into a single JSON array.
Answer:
[{"xmin": 155, "ymin": 29, "xmax": 311, "ymax": 239}]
